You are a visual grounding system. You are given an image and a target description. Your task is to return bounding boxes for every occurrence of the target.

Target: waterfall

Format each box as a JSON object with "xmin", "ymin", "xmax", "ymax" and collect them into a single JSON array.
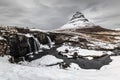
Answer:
[
  {"xmin": 47, "ymin": 36, "xmax": 53, "ymax": 48},
  {"xmin": 27, "ymin": 38, "xmax": 32, "ymax": 53},
  {"xmin": 34, "ymin": 38, "xmax": 41, "ymax": 50},
  {"xmin": 34, "ymin": 39, "xmax": 38, "ymax": 54},
  {"xmin": 32, "ymin": 36, "xmax": 42, "ymax": 53},
  {"xmin": 25, "ymin": 33, "xmax": 42, "ymax": 54}
]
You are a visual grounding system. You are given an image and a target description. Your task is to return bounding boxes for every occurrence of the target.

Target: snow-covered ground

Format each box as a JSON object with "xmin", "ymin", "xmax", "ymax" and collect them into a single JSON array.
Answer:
[
  {"xmin": 0, "ymin": 55, "xmax": 120, "ymax": 80},
  {"xmin": 89, "ymin": 41, "xmax": 117, "ymax": 49},
  {"xmin": 57, "ymin": 44, "xmax": 113, "ymax": 58},
  {"xmin": 20, "ymin": 55, "xmax": 63, "ymax": 67}
]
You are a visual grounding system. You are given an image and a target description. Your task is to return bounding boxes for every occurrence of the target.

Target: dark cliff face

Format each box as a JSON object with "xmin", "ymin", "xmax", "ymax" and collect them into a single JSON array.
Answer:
[
  {"xmin": 0, "ymin": 27, "xmax": 55, "ymax": 62},
  {"xmin": 15, "ymin": 27, "xmax": 50, "ymax": 44},
  {"xmin": 8, "ymin": 34, "xmax": 30, "ymax": 58},
  {"xmin": 0, "ymin": 39, "xmax": 8, "ymax": 56}
]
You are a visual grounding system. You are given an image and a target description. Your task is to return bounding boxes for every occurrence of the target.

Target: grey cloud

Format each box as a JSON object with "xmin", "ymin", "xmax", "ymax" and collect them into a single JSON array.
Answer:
[{"xmin": 0, "ymin": 0, "xmax": 119, "ymax": 30}]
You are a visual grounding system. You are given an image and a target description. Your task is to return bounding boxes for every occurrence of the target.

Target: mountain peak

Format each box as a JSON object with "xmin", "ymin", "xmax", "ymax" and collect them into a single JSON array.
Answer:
[
  {"xmin": 70, "ymin": 11, "xmax": 89, "ymax": 22},
  {"xmin": 60, "ymin": 11, "xmax": 94, "ymax": 29}
]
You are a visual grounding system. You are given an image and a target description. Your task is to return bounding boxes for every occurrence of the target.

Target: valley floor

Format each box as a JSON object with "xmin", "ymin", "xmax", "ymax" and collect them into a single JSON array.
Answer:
[{"xmin": 0, "ymin": 55, "xmax": 120, "ymax": 80}]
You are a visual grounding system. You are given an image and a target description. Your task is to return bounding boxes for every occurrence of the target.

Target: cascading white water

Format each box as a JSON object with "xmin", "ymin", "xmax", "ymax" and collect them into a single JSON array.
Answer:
[
  {"xmin": 34, "ymin": 38, "xmax": 41, "ymax": 50},
  {"xmin": 32, "ymin": 36, "xmax": 42, "ymax": 54},
  {"xmin": 47, "ymin": 36, "xmax": 53, "ymax": 48},
  {"xmin": 34, "ymin": 39, "xmax": 38, "ymax": 54},
  {"xmin": 25, "ymin": 34, "xmax": 42, "ymax": 54},
  {"xmin": 27, "ymin": 38, "xmax": 32, "ymax": 53}
]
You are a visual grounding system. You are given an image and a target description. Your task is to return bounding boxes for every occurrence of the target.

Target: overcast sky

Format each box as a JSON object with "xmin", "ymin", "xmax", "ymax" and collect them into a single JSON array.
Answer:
[{"xmin": 0, "ymin": 0, "xmax": 119, "ymax": 30}]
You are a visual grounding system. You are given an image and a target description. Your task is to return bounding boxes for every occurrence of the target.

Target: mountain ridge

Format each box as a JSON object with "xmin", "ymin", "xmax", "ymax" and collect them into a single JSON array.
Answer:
[{"xmin": 60, "ymin": 11, "xmax": 95, "ymax": 29}]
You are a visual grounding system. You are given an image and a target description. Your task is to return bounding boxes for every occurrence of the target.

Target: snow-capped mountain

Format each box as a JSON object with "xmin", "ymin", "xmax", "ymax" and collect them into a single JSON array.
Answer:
[{"xmin": 60, "ymin": 11, "xmax": 95, "ymax": 29}]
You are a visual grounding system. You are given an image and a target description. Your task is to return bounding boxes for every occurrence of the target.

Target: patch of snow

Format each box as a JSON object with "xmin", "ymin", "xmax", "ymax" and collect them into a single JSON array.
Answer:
[
  {"xmin": 30, "ymin": 29, "xmax": 48, "ymax": 32},
  {"xmin": 0, "ymin": 56, "xmax": 10, "ymax": 63},
  {"xmin": 115, "ymin": 36, "xmax": 120, "ymax": 39},
  {"xmin": 60, "ymin": 21, "xmax": 94, "ymax": 30},
  {"xmin": 25, "ymin": 33, "xmax": 33, "ymax": 37},
  {"xmin": 101, "ymin": 56, "xmax": 120, "ymax": 70},
  {"xmin": 115, "ymin": 28, "xmax": 120, "ymax": 31},
  {"xmin": 57, "ymin": 45, "xmax": 113, "ymax": 57},
  {"xmin": 21, "ymin": 55, "xmax": 63, "ymax": 67},
  {"xmin": 40, "ymin": 44, "xmax": 50, "ymax": 49},
  {"xmin": 69, "ymin": 36, "xmax": 79, "ymax": 42},
  {"xmin": 86, "ymin": 57, "xmax": 94, "ymax": 60},
  {"xmin": 90, "ymin": 41, "xmax": 117, "ymax": 49},
  {"xmin": 0, "ymin": 36, "xmax": 5, "ymax": 40},
  {"xmin": 29, "ymin": 55, "xmax": 34, "ymax": 58}
]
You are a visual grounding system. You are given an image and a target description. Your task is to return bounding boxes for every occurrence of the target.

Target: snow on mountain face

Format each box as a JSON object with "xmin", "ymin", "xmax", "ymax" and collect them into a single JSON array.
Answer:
[
  {"xmin": 115, "ymin": 28, "xmax": 120, "ymax": 31},
  {"xmin": 60, "ymin": 11, "xmax": 95, "ymax": 29}
]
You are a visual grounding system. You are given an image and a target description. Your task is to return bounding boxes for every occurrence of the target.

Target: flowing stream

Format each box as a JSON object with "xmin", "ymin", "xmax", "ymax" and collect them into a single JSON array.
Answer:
[{"xmin": 47, "ymin": 36, "xmax": 53, "ymax": 48}]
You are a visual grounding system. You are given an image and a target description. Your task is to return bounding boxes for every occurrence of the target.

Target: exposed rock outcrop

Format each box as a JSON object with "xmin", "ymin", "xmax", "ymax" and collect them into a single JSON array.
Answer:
[{"xmin": 0, "ymin": 26, "xmax": 54, "ymax": 62}]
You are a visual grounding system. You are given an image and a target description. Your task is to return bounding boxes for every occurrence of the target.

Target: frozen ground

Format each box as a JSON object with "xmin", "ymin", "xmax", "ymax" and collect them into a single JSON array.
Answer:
[
  {"xmin": 57, "ymin": 44, "xmax": 113, "ymax": 58},
  {"xmin": 0, "ymin": 55, "xmax": 120, "ymax": 80}
]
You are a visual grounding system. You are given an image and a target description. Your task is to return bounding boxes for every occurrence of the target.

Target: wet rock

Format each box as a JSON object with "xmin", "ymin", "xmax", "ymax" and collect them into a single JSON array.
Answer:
[
  {"xmin": 59, "ymin": 62, "xmax": 70, "ymax": 69},
  {"xmin": 72, "ymin": 52, "xmax": 79, "ymax": 59},
  {"xmin": 0, "ymin": 26, "xmax": 53, "ymax": 62},
  {"xmin": 0, "ymin": 40, "xmax": 8, "ymax": 56},
  {"xmin": 65, "ymin": 49, "xmax": 69, "ymax": 53}
]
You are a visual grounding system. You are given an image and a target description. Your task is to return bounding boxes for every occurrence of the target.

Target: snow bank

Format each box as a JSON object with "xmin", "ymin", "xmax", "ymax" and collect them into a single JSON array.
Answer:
[
  {"xmin": 30, "ymin": 55, "xmax": 63, "ymax": 66},
  {"xmin": 20, "ymin": 55, "xmax": 63, "ymax": 67},
  {"xmin": 0, "ymin": 55, "xmax": 120, "ymax": 80},
  {"xmin": 57, "ymin": 45, "xmax": 113, "ymax": 57}
]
